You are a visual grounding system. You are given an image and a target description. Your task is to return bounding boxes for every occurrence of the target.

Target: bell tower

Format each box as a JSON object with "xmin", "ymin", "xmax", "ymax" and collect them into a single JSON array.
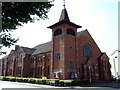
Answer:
[{"xmin": 48, "ymin": 2, "xmax": 82, "ymax": 79}]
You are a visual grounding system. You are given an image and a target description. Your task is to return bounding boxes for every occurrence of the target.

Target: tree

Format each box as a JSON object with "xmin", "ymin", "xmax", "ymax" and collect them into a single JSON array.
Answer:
[{"xmin": 1, "ymin": 2, "xmax": 53, "ymax": 49}]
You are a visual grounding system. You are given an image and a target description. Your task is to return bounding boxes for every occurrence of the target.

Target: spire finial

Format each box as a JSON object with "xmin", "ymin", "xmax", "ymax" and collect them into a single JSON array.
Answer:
[{"xmin": 63, "ymin": 0, "xmax": 65, "ymax": 9}]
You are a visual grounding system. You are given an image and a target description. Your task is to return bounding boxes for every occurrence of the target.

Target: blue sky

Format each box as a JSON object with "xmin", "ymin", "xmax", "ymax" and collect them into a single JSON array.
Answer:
[{"xmin": 0, "ymin": 0, "xmax": 119, "ymax": 75}]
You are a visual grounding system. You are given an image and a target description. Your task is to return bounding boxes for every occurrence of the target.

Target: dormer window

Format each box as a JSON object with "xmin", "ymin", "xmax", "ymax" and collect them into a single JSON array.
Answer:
[
  {"xmin": 54, "ymin": 29, "xmax": 62, "ymax": 37},
  {"xmin": 67, "ymin": 28, "xmax": 75, "ymax": 36}
]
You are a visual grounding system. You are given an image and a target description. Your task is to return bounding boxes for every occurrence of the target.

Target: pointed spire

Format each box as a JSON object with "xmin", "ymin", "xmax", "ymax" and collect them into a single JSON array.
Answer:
[
  {"xmin": 59, "ymin": 0, "xmax": 70, "ymax": 22},
  {"xmin": 47, "ymin": 0, "xmax": 82, "ymax": 29},
  {"xmin": 59, "ymin": 8, "xmax": 70, "ymax": 22}
]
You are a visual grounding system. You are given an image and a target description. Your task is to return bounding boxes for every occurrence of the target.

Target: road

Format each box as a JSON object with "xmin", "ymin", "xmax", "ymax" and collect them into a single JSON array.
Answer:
[{"xmin": 0, "ymin": 81, "xmax": 119, "ymax": 90}]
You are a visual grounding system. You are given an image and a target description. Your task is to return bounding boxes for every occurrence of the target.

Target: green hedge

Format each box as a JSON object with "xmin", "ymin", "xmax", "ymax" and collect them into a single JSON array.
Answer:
[
  {"xmin": 4, "ymin": 77, "xmax": 11, "ymax": 81},
  {"xmin": 16, "ymin": 78, "xmax": 23, "ymax": 82},
  {"xmin": 27, "ymin": 78, "xmax": 36, "ymax": 83},
  {"xmin": 0, "ymin": 76, "xmax": 3, "ymax": 80},
  {"xmin": 9, "ymin": 77, "xmax": 16, "ymax": 82},
  {"xmin": 22, "ymin": 78, "xmax": 29, "ymax": 83},
  {"xmin": 0, "ymin": 76, "xmax": 90, "ymax": 86},
  {"xmin": 72, "ymin": 79, "xmax": 89, "ymax": 86}
]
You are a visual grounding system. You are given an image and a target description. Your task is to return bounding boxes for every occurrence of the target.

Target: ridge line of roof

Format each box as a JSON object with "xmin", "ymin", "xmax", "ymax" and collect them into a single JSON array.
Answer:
[{"xmin": 33, "ymin": 41, "xmax": 51, "ymax": 48}]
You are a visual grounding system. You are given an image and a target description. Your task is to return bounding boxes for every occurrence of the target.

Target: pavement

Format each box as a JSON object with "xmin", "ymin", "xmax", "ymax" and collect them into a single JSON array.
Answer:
[
  {"xmin": 0, "ymin": 80, "xmax": 120, "ymax": 90},
  {"xmin": 81, "ymin": 81, "xmax": 120, "ymax": 89}
]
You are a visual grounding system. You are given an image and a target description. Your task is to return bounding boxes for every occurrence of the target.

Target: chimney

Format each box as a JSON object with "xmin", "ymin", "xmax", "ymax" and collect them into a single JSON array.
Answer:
[{"xmin": 15, "ymin": 45, "xmax": 19, "ymax": 50}]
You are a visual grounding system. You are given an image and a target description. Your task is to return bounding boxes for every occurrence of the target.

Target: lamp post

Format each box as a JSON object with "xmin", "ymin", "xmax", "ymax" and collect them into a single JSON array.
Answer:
[{"xmin": 89, "ymin": 65, "xmax": 92, "ymax": 83}]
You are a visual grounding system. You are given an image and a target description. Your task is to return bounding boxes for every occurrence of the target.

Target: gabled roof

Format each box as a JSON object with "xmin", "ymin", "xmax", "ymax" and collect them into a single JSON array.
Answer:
[
  {"xmin": 32, "ymin": 30, "xmax": 93, "ymax": 55},
  {"xmin": 77, "ymin": 29, "xmax": 101, "ymax": 52},
  {"xmin": 98, "ymin": 52, "xmax": 109, "ymax": 60},
  {"xmin": 98, "ymin": 52, "xmax": 104, "ymax": 59},
  {"xmin": 32, "ymin": 41, "xmax": 51, "ymax": 55},
  {"xmin": 9, "ymin": 46, "xmax": 35, "ymax": 55},
  {"xmin": 21, "ymin": 47, "xmax": 36, "ymax": 54},
  {"xmin": 9, "ymin": 50, "xmax": 17, "ymax": 56},
  {"xmin": 77, "ymin": 29, "xmax": 92, "ymax": 39}
]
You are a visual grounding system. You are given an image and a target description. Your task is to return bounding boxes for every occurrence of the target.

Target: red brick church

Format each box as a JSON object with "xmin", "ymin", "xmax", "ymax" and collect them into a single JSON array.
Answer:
[{"xmin": 0, "ymin": 7, "xmax": 112, "ymax": 81}]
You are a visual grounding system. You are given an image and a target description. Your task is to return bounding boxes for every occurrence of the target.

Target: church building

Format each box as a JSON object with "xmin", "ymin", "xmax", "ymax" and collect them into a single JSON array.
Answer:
[{"xmin": 0, "ymin": 6, "xmax": 112, "ymax": 81}]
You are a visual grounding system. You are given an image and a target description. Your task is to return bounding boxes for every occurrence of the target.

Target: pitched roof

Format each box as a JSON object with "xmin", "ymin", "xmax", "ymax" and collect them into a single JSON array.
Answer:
[
  {"xmin": 77, "ymin": 29, "xmax": 92, "ymax": 39},
  {"xmin": 32, "ymin": 41, "xmax": 51, "ymax": 55},
  {"xmin": 21, "ymin": 47, "xmax": 36, "ymax": 54},
  {"xmin": 48, "ymin": 8, "xmax": 82, "ymax": 29},
  {"xmin": 59, "ymin": 8, "xmax": 70, "ymax": 22},
  {"xmin": 9, "ymin": 50, "xmax": 17, "ymax": 56},
  {"xmin": 32, "ymin": 30, "xmax": 93, "ymax": 55},
  {"xmin": 98, "ymin": 52, "xmax": 104, "ymax": 59}
]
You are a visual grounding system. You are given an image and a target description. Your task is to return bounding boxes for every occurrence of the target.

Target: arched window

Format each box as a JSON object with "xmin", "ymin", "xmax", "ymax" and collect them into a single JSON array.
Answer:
[
  {"xmin": 67, "ymin": 28, "xmax": 75, "ymax": 36},
  {"xmin": 54, "ymin": 29, "xmax": 62, "ymax": 37},
  {"xmin": 82, "ymin": 44, "xmax": 92, "ymax": 57}
]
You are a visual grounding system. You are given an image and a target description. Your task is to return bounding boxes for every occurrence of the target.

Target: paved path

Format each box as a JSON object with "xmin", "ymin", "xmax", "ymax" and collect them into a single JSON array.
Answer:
[
  {"xmin": 81, "ymin": 82, "xmax": 120, "ymax": 89},
  {"xmin": 0, "ymin": 81, "xmax": 119, "ymax": 90}
]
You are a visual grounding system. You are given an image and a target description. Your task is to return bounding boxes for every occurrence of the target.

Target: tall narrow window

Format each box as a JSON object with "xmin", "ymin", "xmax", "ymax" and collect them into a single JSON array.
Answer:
[
  {"xmin": 20, "ymin": 55, "xmax": 22, "ymax": 62},
  {"xmin": 82, "ymin": 44, "xmax": 92, "ymax": 57},
  {"xmin": 67, "ymin": 28, "xmax": 75, "ymax": 36},
  {"xmin": 55, "ymin": 53, "xmax": 61, "ymax": 60},
  {"xmin": 38, "ymin": 56, "xmax": 40, "ymax": 62},
  {"xmin": 31, "ymin": 58, "xmax": 32, "ymax": 64},
  {"xmin": 54, "ymin": 29, "xmax": 62, "ymax": 37},
  {"xmin": 104, "ymin": 61, "xmax": 106, "ymax": 71},
  {"xmin": 41, "ymin": 56, "xmax": 43, "ymax": 62},
  {"xmin": 32, "ymin": 57, "xmax": 34, "ymax": 63},
  {"xmin": 17, "ymin": 67, "xmax": 19, "ymax": 75},
  {"xmin": 48, "ymin": 54, "xmax": 50, "ymax": 61},
  {"xmin": 48, "ymin": 65, "xmax": 50, "ymax": 76},
  {"xmin": 79, "ymin": 67, "xmax": 81, "ymax": 73},
  {"xmin": 40, "ymin": 66, "xmax": 43, "ymax": 76},
  {"xmin": 70, "ymin": 61, "xmax": 74, "ymax": 69},
  {"xmin": 38, "ymin": 67, "xmax": 40, "ymax": 75}
]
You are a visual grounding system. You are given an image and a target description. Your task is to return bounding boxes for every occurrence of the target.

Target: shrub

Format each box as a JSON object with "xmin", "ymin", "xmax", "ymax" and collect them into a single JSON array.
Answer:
[
  {"xmin": 59, "ymin": 80, "xmax": 64, "ymax": 86},
  {"xmin": 0, "ymin": 76, "xmax": 3, "ymax": 80},
  {"xmin": 22, "ymin": 78, "xmax": 29, "ymax": 83},
  {"xmin": 55, "ymin": 80, "xmax": 59, "ymax": 86},
  {"xmin": 27, "ymin": 78, "xmax": 36, "ymax": 83},
  {"xmin": 81, "ymin": 79, "xmax": 89, "ymax": 84},
  {"xmin": 45, "ymin": 79, "xmax": 50, "ymax": 85},
  {"xmin": 49, "ymin": 79, "xmax": 59, "ymax": 86},
  {"xmin": 41, "ymin": 79, "xmax": 46, "ymax": 84},
  {"xmin": 0, "ymin": 76, "xmax": 90, "ymax": 86},
  {"xmin": 9, "ymin": 77, "xmax": 16, "ymax": 82},
  {"xmin": 35, "ymin": 79, "xmax": 42, "ymax": 84},
  {"xmin": 72, "ymin": 79, "xmax": 89, "ymax": 86},
  {"xmin": 4, "ymin": 77, "xmax": 10, "ymax": 81},
  {"xmin": 16, "ymin": 78, "xmax": 23, "ymax": 82}
]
